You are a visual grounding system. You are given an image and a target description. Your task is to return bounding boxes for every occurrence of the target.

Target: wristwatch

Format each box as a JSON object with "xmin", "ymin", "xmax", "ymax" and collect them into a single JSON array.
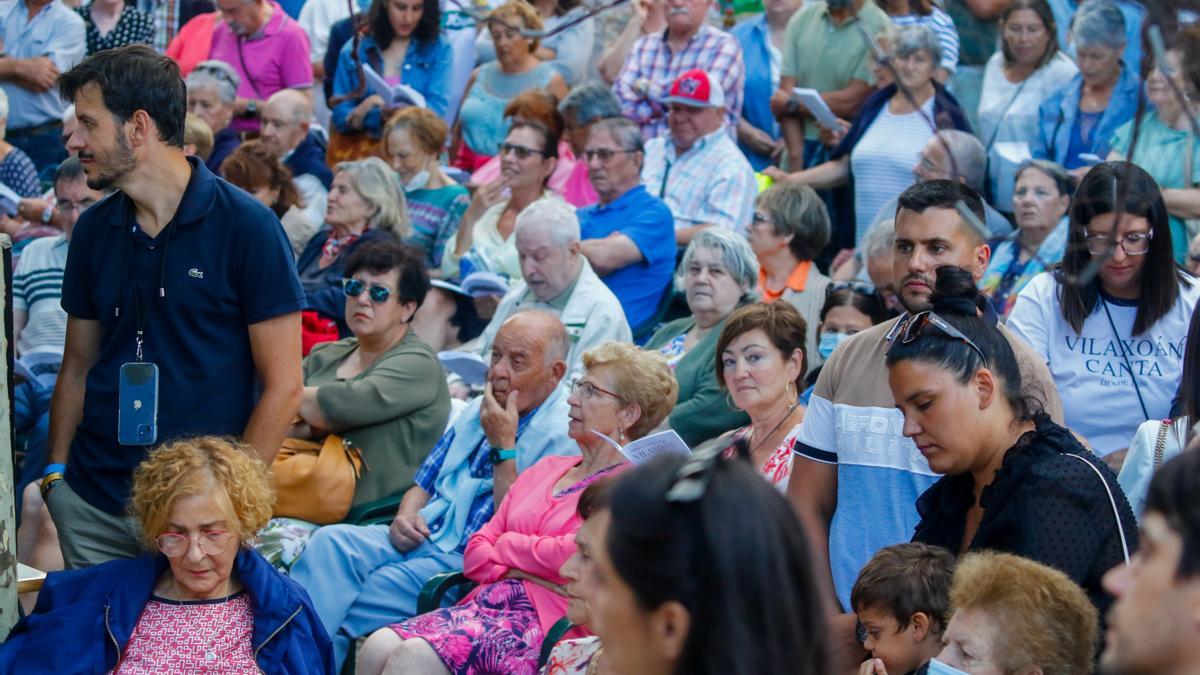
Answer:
[
  {"xmin": 40, "ymin": 205, "xmax": 53, "ymax": 224},
  {"xmin": 245, "ymin": 99, "xmax": 258, "ymax": 117},
  {"xmin": 489, "ymin": 448, "xmax": 517, "ymax": 464}
]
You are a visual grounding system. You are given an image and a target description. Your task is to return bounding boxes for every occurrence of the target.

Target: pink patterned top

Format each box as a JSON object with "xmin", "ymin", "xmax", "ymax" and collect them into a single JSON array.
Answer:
[
  {"xmin": 114, "ymin": 591, "xmax": 257, "ymax": 674},
  {"xmin": 725, "ymin": 424, "xmax": 801, "ymax": 491},
  {"xmin": 543, "ymin": 636, "xmax": 602, "ymax": 674}
]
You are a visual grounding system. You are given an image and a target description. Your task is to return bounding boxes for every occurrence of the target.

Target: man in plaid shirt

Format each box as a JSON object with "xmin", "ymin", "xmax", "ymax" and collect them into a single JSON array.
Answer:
[
  {"xmin": 290, "ymin": 311, "xmax": 578, "ymax": 668},
  {"xmin": 614, "ymin": 0, "xmax": 744, "ymax": 139}
]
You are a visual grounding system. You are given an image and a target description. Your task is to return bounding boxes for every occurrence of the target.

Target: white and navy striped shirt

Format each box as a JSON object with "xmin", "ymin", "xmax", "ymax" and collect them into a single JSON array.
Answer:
[{"xmin": 13, "ymin": 235, "xmax": 68, "ymax": 356}]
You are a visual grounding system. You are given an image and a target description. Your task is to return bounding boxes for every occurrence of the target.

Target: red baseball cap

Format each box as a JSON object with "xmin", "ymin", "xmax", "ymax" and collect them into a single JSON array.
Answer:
[{"xmin": 663, "ymin": 69, "xmax": 726, "ymax": 108}]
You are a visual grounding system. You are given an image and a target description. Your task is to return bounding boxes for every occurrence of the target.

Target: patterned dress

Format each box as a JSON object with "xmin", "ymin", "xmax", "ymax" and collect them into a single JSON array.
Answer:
[
  {"xmin": 726, "ymin": 424, "xmax": 802, "ymax": 491},
  {"xmin": 114, "ymin": 591, "xmax": 257, "ymax": 673},
  {"xmin": 542, "ymin": 637, "xmax": 602, "ymax": 674}
]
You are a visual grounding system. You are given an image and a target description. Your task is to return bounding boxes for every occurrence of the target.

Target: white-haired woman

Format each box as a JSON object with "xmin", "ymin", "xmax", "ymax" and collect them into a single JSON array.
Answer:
[
  {"xmin": 645, "ymin": 228, "xmax": 759, "ymax": 446},
  {"xmin": 186, "ymin": 60, "xmax": 242, "ymax": 174},
  {"xmin": 296, "ymin": 157, "xmax": 412, "ymax": 334}
]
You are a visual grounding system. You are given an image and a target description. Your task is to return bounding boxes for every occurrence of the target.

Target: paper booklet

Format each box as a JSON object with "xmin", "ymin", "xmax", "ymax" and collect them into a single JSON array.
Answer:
[
  {"xmin": 438, "ymin": 350, "xmax": 489, "ymax": 386},
  {"xmin": 591, "ymin": 428, "xmax": 692, "ymax": 465},
  {"xmin": 363, "ymin": 63, "xmax": 428, "ymax": 109},
  {"xmin": 0, "ymin": 182, "xmax": 20, "ymax": 217},
  {"xmin": 791, "ymin": 87, "xmax": 840, "ymax": 130}
]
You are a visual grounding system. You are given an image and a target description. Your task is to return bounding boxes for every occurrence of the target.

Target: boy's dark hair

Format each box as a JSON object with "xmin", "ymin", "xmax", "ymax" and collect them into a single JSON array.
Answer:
[
  {"xmin": 58, "ymin": 44, "xmax": 186, "ymax": 147},
  {"xmin": 851, "ymin": 543, "xmax": 956, "ymax": 632},
  {"xmin": 1146, "ymin": 449, "xmax": 1200, "ymax": 579}
]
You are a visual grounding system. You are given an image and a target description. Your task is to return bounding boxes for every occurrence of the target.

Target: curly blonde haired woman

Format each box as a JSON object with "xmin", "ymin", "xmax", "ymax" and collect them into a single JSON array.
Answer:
[{"xmin": 0, "ymin": 437, "xmax": 335, "ymax": 674}]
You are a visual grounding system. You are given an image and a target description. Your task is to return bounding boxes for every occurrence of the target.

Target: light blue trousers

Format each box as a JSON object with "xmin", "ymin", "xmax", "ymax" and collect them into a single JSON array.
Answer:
[{"xmin": 288, "ymin": 524, "xmax": 464, "ymax": 667}]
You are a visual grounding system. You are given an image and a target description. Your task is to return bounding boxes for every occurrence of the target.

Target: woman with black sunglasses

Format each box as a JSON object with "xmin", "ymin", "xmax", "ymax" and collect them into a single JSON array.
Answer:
[
  {"xmin": 1007, "ymin": 162, "xmax": 1199, "ymax": 472},
  {"xmin": 259, "ymin": 238, "xmax": 452, "ymax": 570},
  {"xmin": 888, "ymin": 265, "xmax": 1137, "ymax": 618}
]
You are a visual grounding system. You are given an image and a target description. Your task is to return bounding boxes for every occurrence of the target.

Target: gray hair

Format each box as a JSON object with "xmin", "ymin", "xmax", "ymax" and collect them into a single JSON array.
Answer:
[
  {"xmin": 863, "ymin": 218, "xmax": 896, "ymax": 261},
  {"xmin": 1015, "ymin": 159, "xmax": 1074, "ymax": 197},
  {"xmin": 187, "ymin": 61, "xmax": 241, "ymax": 104},
  {"xmin": 589, "ymin": 117, "xmax": 644, "ymax": 154},
  {"xmin": 935, "ymin": 130, "xmax": 987, "ymax": 192},
  {"xmin": 501, "ymin": 309, "xmax": 570, "ymax": 365},
  {"xmin": 674, "ymin": 227, "xmax": 759, "ymax": 299},
  {"xmin": 893, "ymin": 24, "xmax": 942, "ymax": 68},
  {"xmin": 333, "ymin": 157, "xmax": 410, "ymax": 237},
  {"xmin": 558, "ymin": 83, "xmax": 622, "ymax": 126},
  {"xmin": 1071, "ymin": 0, "xmax": 1126, "ymax": 51},
  {"xmin": 514, "ymin": 197, "xmax": 581, "ymax": 247},
  {"xmin": 0, "ymin": 87, "xmax": 9, "ymax": 121},
  {"xmin": 755, "ymin": 181, "xmax": 831, "ymax": 261}
]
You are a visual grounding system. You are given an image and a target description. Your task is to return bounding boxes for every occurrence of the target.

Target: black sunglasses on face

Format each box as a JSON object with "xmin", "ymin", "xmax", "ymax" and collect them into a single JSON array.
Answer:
[
  {"xmin": 342, "ymin": 278, "xmax": 393, "ymax": 304},
  {"xmin": 583, "ymin": 148, "xmax": 633, "ymax": 162},
  {"xmin": 826, "ymin": 280, "xmax": 877, "ymax": 297},
  {"xmin": 500, "ymin": 142, "xmax": 545, "ymax": 160}
]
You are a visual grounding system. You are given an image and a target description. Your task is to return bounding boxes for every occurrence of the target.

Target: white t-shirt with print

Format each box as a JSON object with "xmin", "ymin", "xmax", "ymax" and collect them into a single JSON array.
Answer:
[{"xmin": 1008, "ymin": 272, "xmax": 1200, "ymax": 456}]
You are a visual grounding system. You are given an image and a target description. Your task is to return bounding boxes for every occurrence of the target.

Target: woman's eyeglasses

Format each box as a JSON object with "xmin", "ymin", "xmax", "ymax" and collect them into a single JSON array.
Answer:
[
  {"xmin": 156, "ymin": 531, "xmax": 234, "ymax": 558},
  {"xmin": 342, "ymin": 278, "xmax": 393, "ymax": 303},
  {"xmin": 500, "ymin": 143, "xmax": 545, "ymax": 160},
  {"xmin": 826, "ymin": 281, "xmax": 877, "ymax": 297},
  {"xmin": 1084, "ymin": 230, "xmax": 1153, "ymax": 256},
  {"xmin": 886, "ymin": 310, "xmax": 988, "ymax": 364},
  {"xmin": 570, "ymin": 378, "xmax": 624, "ymax": 402}
]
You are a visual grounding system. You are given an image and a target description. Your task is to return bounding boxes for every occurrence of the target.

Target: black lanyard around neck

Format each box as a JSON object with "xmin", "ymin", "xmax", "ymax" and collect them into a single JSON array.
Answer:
[{"xmin": 123, "ymin": 220, "xmax": 177, "ymax": 362}]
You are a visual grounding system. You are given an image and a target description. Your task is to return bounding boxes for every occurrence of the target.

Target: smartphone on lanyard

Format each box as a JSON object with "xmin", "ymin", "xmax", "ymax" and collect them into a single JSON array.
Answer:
[{"xmin": 118, "ymin": 362, "xmax": 159, "ymax": 446}]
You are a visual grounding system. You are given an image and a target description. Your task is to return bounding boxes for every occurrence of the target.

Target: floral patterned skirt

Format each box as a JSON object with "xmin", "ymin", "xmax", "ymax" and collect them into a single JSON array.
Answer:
[{"xmin": 391, "ymin": 579, "xmax": 544, "ymax": 675}]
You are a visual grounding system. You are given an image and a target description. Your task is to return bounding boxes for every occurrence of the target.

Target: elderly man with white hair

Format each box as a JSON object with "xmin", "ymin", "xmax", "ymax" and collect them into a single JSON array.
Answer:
[
  {"xmin": 260, "ymin": 89, "xmax": 333, "ymax": 228},
  {"xmin": 477, "ymin": 197, "xmax": 631, "ymax": 378}
]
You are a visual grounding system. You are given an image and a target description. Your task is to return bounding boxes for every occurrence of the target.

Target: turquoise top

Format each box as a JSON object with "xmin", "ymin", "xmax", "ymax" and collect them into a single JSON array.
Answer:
[
  {"xmin": 458, "ymin": 61, "xmax": 556, "ymax": 156},
  {"xmin": 1111, "ymin": 110, "xmax": 1200, "ymax": 265}
]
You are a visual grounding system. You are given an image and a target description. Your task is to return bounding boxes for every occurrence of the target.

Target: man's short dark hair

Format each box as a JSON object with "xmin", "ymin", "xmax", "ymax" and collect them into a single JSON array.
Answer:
[
  {"xmin": 851, "ymin": 542, "xmax": 956, "ymax": 633},
  {"xmin": 58, "ymin": 44, "xmax": 186, "ymax": 147},
  {"xmin": 1146, "ymin": 448, "xmax": 1200, "ymax": 578},
  {"xmin": 896, "ymin": 179, "xmax": 986, "ymax": 241},
  {"xmin": 54, "ymin": 156, "xmax": 86, "ymax": 185}
]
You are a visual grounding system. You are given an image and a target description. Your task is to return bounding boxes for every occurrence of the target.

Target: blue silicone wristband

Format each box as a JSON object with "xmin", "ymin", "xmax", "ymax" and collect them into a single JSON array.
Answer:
[{"xmin": 43, "ymin": 463, "xmax": 65, "ymax": 477}]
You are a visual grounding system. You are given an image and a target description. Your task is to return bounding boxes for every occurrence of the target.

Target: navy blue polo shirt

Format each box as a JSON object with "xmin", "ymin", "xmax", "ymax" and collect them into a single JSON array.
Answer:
[
  {"xmin": 60, "ymin": 157, "xmax": 306, "ymax": 514},
  {"xmin": 577, "ymin": 185, "xmax": 676, "ymax": 328}
]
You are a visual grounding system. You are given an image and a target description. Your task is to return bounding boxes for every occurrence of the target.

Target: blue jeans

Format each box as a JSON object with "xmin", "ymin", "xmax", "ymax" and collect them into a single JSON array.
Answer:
[
  {"xmin": 288, "ymin": 524, "xmax": 464, "ymax": 668},
  {"xmin": 8, "ymin": 123, "xmax": 67, "ymax": 174}
]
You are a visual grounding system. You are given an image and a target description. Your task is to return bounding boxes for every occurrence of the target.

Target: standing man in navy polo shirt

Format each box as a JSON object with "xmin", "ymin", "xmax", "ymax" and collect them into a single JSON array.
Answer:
[
  {"xmin": 42, "ymin": 45, "xmax": 306, "ymax": 568},
  {"xmin": 577, "ymin": 117, "xmax": 675, "ymax": 339}
]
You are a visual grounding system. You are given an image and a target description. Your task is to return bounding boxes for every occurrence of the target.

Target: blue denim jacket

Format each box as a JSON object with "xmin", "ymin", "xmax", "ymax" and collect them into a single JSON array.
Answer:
[
  {"xmin": 731, "ymin": 14, "xmax": 780, "ymax": 171},
  {"xmin": 332, "ymin": 34, "xmax": 452, "ymax": 136},
  {"xmin": 1037, "ymin": 64, "xmax": 1141, "ymax": 167}
]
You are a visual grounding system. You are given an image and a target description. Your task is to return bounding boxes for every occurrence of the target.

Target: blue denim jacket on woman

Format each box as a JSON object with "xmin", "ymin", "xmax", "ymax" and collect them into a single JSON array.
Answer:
[
  {"xmin": 1037, "ymin": 64, "xmax": 1141, "ymax": 168},
  {"xmin": 332, "ymin": 33, "xmax": 452, "ymax": 137}
]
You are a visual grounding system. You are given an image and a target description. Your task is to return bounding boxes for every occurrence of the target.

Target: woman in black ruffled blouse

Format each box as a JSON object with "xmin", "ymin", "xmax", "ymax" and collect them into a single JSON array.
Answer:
[{"xmin": 884, "ymin": 265, "xmax": 1137, "ymax": 617}]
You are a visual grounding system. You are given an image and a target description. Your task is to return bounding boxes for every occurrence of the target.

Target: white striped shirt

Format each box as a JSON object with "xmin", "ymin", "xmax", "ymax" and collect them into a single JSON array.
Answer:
[
  {"xmin": 849, "ymin": 97, "xmax": 936, "ymax": 246},
  {"xmin": 13, "ymin": 235, "xmax": 68, "ymax": 356}
]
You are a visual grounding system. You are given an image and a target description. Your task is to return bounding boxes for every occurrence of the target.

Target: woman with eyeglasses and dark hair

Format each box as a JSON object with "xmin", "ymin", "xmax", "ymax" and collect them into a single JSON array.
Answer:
[
  {"xmin": 1008, "ymin": 161, "xmax": 1200, "ymax": 470},
  {"xmin": 260, "ymin": 239, "xmax": 452, "ymax": 569},
  {"xmin": 980, "ymin": 159, "xmax": 1073, "ymax": 317},
  {"xmin": 589, "ymin": 447, "xmax": 829, "ymax": 675},
  {"xmin": 1, "ymin": 437, "xmax": 335, "ymax": 673},
  {"xmin": 746, "ymin": 180, "xmax": 832, "ymax": 373},
  {"xmin": 355, "ymin": 342, "xmax": 676, "ymax": 675},
  {"xmin": 890, "ymin": 265, "xmax": 1138, "ymax": 617},
  {"xmin": 713, "ymin": 302, "xmax": 808, "ymax": 490}
]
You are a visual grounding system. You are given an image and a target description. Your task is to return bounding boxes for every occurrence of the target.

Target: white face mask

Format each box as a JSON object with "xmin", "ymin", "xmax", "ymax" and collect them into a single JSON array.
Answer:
[
  {"xmin": 400, "ymin": 169, "xmax": 430, "ymax": 193},
  {"xmin": 926, "ymin": 658, "xmax": 971, "ymax": 675}
]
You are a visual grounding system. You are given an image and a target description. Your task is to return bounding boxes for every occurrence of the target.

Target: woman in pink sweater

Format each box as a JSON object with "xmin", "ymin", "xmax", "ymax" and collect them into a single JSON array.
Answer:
[{"xmin": 356, "ymin": 342, "xmax": 679, "ymax": 675}]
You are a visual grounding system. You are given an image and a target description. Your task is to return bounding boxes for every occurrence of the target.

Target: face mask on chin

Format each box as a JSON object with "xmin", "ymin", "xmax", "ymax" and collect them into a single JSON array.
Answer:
[
  {"xmin": 400, "ymin": 169, "xmax": 430, "ymax": 193},
  {"xmin": 926, "ymin": 658, "xmax": 971, "ymax": 675},
  {"xmin": 818, "ymin": 331, "xmax": 850, "ymax": 359}
]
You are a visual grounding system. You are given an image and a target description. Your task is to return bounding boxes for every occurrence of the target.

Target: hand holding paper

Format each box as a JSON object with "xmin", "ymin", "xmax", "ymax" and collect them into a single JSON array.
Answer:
[
  {"xmin": 792, "ymin": 88, "xmax": 840, "ymax": 131},
  {"xmin": 590, "ymin": 429, "xmax": 692, "ymax": 465}
]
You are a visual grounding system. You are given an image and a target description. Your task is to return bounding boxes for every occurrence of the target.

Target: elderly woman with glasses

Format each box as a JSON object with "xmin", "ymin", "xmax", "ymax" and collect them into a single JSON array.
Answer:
[
  {"xmin": 355, "ymin": 342, "xmax": 677, "ymax": 675},
  {"xmin": 186, "ymin": 60, "xmax": 242, "ymax": 174},
  {"xmin": 1037, "ymin": 0, "xmax": 1139, "ymax": 178},
  {"xmin": 1, "ymin": 436, "xmax": 334, "ymax": 673},
  {"xmin": 889, "ymin": 265, "xmax": 1137, "ymax": 618},
  {"xmin": 297, "ymin": 157, "xmax": 411, "ymax": 335},
  {"xmin": 259, "ymin": 239, "xmax": 452, "ymax": 570},
  {"xmin": 1008, "ymin": 162, "xmax": 1200, "ymax": 471},
  {"xmin": 747, "ymin": 180, "xmax": 832, "ymax": 371},
  {"xmin": 645, "ymin": 228, "xmax": 759, "ymax": 447}
]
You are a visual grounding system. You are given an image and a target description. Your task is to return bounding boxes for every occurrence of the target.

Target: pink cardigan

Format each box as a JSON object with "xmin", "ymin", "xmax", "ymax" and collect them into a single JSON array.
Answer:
[{"xmin": 463, "ymin": 455, "xmax": 624, "ymax": 636}]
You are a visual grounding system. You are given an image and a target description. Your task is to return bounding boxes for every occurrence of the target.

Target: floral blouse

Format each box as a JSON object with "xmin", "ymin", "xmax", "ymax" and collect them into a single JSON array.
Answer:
[
  {"xmin": 542, "ymin": 636, "xmax": 602, "ymax": 674},
  {"xmin": 726, "ymin": 424, "xmax": 801, "ymax": 491}
]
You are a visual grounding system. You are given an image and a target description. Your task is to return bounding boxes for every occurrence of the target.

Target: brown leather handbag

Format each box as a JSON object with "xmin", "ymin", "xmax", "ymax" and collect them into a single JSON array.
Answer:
[{"xmin": 271, "ymin": 435, "xmax": 366, "ymax": 524}]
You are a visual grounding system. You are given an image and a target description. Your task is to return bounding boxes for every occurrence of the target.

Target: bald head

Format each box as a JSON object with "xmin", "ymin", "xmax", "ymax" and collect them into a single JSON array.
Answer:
[
  {"xmin": 489, "ymin": 310, "xmax": 569, "ymax": 413},
  {"xmin": 260, "ymin": 89, "xmax": 312, "ymax": 157}
]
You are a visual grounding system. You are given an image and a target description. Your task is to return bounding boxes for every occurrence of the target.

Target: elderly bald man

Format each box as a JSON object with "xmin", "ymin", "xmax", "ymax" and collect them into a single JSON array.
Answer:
[
  {"xmin": 261, "ymin": 89, "xmax": 333, "ymax": 228},
  {"xmin": 476, "ymin": 197, "xmax": 632, "ymax": 379},
  {"xmin": 289, "ymin": 309, "xmax": 578, "ymax": 669}
]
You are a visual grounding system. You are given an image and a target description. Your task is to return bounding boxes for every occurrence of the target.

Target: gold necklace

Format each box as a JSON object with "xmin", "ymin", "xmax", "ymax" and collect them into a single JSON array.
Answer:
[{"xmin": 586, "ymin": 646, "xmax": 606, "ymax": 675}]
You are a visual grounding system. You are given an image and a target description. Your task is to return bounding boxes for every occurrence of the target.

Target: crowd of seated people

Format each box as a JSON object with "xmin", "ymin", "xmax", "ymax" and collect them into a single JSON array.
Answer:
[{"xmin": 6, "ymin": 4, "xmax": 1200, "ymax": 675}]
